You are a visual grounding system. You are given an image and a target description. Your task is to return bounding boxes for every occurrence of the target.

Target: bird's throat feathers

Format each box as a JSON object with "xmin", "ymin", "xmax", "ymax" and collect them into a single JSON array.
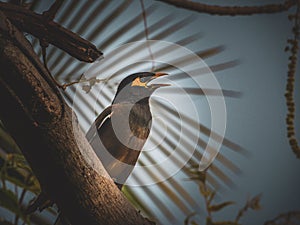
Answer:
[{"xmin": 113, "ymin": 86, "xmax": 153, "ymax": 104}]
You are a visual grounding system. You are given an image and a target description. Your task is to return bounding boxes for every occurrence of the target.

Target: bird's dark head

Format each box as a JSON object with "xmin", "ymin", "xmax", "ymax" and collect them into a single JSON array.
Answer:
[{"xmin": 113, "ymin": 72, "xmax": 169, "ymax": 104}]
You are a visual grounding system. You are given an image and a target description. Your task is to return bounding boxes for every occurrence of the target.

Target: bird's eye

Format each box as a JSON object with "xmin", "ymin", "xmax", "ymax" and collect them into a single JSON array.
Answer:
[
  {"xmin": 140, "ymin": 77, "xmax": 148, "ymax": 83},
  {"xmin": 131, "ymin": 77, "xmax": 147, "ymax": 87}
]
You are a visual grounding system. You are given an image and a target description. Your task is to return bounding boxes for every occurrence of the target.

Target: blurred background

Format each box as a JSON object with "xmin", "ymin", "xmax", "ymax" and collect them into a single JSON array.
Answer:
[{"xmin": 0, "ymin": 0, "xmax": 300, "ymax": 224}]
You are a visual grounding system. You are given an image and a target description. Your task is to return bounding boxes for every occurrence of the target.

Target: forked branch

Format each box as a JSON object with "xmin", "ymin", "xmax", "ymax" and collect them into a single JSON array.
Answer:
[{"xmin": 0, "ymin": 1, "xmax": 102, "ymax": 62}]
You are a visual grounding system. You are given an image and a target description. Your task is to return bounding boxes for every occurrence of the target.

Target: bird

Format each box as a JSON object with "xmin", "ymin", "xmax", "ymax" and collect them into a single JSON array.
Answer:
[{"xmin": 86, "ymin": 72, "xmax": 169, "ymax": 189}]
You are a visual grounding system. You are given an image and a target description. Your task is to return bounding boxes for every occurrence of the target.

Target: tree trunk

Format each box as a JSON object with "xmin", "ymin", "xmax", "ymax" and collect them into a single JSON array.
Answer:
[{"xmin": 0, "ymin": 11, "xmax": 155, "ymax": 225}]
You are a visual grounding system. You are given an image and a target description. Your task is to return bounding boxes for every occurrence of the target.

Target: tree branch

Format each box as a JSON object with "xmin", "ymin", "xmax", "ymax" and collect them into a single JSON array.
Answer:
[
  {"xmin": 0, "ymin": 11, "xmax": 154, "ymax": 225},
  {"xmin": 0, "ymin": 2, "xmax": 102, "ymax": 62},
  {"xmin": 158, "ymin": 0, "xmax": 297, "ymax": 16}
]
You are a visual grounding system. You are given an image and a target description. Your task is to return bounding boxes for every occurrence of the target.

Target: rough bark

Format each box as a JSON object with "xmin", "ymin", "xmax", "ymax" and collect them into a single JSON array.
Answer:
[{"xmin": 0, "ymin": 11, "xmax": 155, "ymax": 225}]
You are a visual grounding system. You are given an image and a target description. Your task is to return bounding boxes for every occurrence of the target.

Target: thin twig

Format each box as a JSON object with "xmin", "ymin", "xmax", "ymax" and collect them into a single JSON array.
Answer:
[
  {"xmin": 14, "ymin": 188, "xmax": 27, "ymax": 225},
  {"xmin": 40, "ymin": 45, "xmax": 100, "ymax": 91},
  {"xmin": 19, "ymin": 188, "xmax": 27, "ymax": 205},
  {"xmin": 158, "ymin": 0, "xmax": 297, "ymax": 16},
  {"xmin": 235, "ymin": 194, "xmax": 261, "ymax": 223},
  {"xmin": 61, "ymin": 74, "xmax": 107, "ymax": 91},
  {"xmin": 14, "ymin": 214, "xmax": 19, "ymax": 225},
  {"xmin": 61, "ymin": 74, "xmax": 85, "ymax": 90},
  {"xmin": 0, "ymin": 162, "xmax": 7, "ymax": 190},
  {"xmin": 42, "ymin": 0, "xmax": 64, "ymax": 21},
  {"xmin": 13, "ymin": 184, "xmax": 19, "ymax": 225},
  {"xmin": 140, "ymin": 0, "xmax": 155, "ymax": 71},
  {"xmin": 40, "ymin": 40, "xmax": 66, "ymax": 90},
  {"xmin": 264, "ymin": 211, "xmax": 300, "ymax": 225}
]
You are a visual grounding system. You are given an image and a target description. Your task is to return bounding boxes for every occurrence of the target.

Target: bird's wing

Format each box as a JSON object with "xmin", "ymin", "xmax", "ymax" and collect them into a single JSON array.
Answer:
[{"xmin": 85, "ymin": 105, "xmax": 113, "ymax": 142}]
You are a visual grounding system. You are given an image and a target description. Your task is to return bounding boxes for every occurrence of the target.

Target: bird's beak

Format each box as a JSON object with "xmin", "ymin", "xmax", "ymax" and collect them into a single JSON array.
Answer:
[
  {"xmin": 154, "ymin": 72, "xmax": 168, "ymax": 78},
  {"xmin": 147, "ymin": 72, "xmax": 170, "ymax": 89}
]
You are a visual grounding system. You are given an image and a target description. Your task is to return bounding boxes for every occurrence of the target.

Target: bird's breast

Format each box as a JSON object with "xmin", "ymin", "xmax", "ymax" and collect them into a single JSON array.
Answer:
[
  {"xmin": 87, "ymin": 102, "xmax": 153, "ymax": 186},
  {"xmin": 129, "ymin": 103, "xmax": 152, "ymax": 139}
]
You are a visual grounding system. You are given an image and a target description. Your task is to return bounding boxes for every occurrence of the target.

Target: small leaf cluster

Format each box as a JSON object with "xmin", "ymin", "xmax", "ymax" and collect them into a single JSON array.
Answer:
[
  {"xmin": 185, "ymin": 167, "xmax": 261, "ymax": 225},
  {"xmin": 0, "ymin": 152, "xmax": 41, "ymax": 225}
]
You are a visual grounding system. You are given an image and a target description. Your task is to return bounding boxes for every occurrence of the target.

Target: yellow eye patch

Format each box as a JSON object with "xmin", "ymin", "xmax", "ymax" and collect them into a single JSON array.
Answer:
[{"xmin": 131, "ymin": 77, "xmax": 148, "ymax": 87}]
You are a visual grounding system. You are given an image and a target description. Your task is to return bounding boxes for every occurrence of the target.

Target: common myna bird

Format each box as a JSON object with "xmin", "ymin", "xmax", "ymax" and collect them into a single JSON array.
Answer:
[{"xmin": 86, "ymin": 72, "xmax": 169, "ymax": 189}]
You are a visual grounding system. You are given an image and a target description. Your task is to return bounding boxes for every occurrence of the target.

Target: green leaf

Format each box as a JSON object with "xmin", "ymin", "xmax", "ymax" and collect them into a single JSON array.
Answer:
[
  {"xmin": 0, "ymin": 125, "xmax": 20, "ymax": 153},
  {"xmin": 0, "ymin": 153, "xmax": 40, "ymax": 194},
  {"xmin": 0, "ymin": 189, "xmax": 31, "ymax": 224},
  {"xmin": 7, "ymin": 154, "xmax": 32, "ymax": 173},
  {"xmin": 0, "ymin": 188, "xmax": 20, "ymax": 215},
  {"xmin": 208, "ymin": 201, "xmax": 235, "ymax": 212},
  {"xmin": 0, "ymin": 218, "xmax": 15, "ymax": 225},
  {"xmin": 184, "ymin": 212, "xmax": 198, "ymax": 225},
  {"xmin": 187, "ymin": 170, "xmax": 206, "ymax": 183},
  {"xmin": 4, "ymin": 172, "xmax": 40, "ymax": 194}
]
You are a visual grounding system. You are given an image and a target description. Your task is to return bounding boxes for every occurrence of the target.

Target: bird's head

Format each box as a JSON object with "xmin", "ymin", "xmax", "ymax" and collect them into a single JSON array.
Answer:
[{"xmin": 113, "ymin": 72, "xmax": 169, "ymax": 104}]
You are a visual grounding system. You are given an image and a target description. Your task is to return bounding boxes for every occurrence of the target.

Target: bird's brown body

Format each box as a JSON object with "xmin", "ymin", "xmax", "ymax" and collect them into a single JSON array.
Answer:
[{"xmin": 86, "ymin": 72, "xmax": 168, "ymax": 189}]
